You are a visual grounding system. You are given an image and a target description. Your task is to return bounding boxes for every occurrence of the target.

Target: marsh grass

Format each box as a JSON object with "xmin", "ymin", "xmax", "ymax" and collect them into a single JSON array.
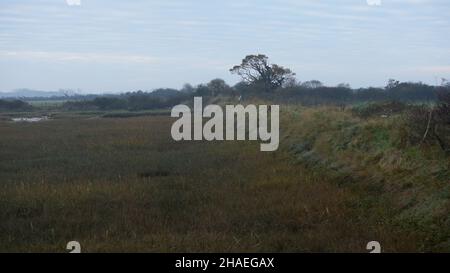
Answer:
[{"xmin": 0, "ymin": 111, "xmax": 441, "ymax": 252}]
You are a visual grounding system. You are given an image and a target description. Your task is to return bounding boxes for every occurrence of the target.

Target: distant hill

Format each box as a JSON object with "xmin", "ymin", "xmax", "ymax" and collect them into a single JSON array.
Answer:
[{"xmin": 0, "ymin": 89, "xmax": 77, "ymax": 98}]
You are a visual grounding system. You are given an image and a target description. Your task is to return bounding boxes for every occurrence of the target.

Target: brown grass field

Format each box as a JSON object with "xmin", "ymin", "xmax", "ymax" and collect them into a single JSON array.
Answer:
[{"xmin": 0, "ymin": 109, "xmax": 446, "ymax": 252}]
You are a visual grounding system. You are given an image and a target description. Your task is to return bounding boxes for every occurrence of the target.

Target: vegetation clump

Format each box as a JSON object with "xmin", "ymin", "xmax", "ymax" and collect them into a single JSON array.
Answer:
[{"xmin": 0, "ymin": 99, "xmax": 33, "ymax": 112}]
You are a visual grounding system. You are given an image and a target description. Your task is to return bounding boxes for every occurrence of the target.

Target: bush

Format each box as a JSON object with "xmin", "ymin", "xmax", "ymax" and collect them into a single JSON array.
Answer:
[
  {"xmin": 435, "ymin": 89, "xmax": 450, "ymax": 153},
  {"xmin": 0, "ymin": 99, "xmax": 33, "ymax": 111},
  {"xmin": 403, "ymin": 92, "xmax": 450, "ymax": 154},
  {"xmin": 403, "ymin": 105, "xmax": 433, "ymax": 145}
]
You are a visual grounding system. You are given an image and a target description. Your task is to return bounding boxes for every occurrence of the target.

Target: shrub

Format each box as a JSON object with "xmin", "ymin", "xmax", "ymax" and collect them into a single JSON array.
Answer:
[
  {"xmin": 403, "ymin": 92, "xmax": 450, "ymax": 154},
  {"xmin": 0, "ymin": 99, "xmax": 33, "ymax": 111}
]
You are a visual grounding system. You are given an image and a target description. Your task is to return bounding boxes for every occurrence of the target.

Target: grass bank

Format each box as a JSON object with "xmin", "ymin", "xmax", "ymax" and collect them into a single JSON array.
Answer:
[{"xmin": 281, "ymin": 105, "xmax": 450, "ymax": 251}]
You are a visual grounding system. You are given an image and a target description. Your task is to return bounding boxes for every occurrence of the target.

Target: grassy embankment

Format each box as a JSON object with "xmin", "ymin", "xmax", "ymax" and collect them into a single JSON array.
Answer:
[{"xmin": 282, "ymin": 105, "xmax": 450, "ymax": 251}]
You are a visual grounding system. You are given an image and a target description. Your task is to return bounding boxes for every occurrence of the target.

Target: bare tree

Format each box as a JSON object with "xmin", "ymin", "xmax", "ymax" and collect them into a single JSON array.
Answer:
[{"xmin": 386, "ymin": 79, "xmax": 400, "ymax": 90}]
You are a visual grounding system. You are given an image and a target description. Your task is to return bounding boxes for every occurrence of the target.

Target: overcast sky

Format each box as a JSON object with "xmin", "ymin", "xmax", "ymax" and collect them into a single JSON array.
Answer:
[{"xmin": 0, "ymin": 0, "xmax": 449, "ymax": 93}]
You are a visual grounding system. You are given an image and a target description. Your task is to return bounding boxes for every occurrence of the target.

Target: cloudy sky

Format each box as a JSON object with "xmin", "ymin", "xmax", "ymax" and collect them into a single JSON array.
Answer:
[{"xmin": 0, "ymin": 0, "xmax": 449, "ymax": 93}]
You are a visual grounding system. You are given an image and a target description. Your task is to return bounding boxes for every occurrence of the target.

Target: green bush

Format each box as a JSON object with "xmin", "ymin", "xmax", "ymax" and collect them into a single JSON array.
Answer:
[{"xmin": 0, "ymin": 99, "xmax": 33, "ymax": 112}]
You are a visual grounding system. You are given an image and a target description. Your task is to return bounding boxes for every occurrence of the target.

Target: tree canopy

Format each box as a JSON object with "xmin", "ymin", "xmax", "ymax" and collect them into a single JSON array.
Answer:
[{"xmin": 230, "ymin": 54, "xmax": 295, "ymax": 92}]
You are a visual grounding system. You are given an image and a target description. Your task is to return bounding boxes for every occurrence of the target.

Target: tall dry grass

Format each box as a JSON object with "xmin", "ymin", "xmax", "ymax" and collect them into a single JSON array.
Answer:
[{"xmin": 0, "ymin": 113, "xmax": 432, "ymax": 252}]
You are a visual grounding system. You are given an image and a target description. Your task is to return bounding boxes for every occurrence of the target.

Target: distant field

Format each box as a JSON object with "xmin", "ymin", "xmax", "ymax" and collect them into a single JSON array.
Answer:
[
  {"xmin": 26, "ymin": 100, "xmax": 67, "ymax": 108},
  {"xmin": 0, "ymin": 107, "xmax": 448, "ymax": 252}
]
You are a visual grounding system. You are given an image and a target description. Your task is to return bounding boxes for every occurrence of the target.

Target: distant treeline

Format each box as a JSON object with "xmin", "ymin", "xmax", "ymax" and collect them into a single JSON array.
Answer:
[
  {"xmin": 243, "ymin": 80, "xmax": 440, "ymax": 105},
  {"xmin": 1, "ymin": 79, "xmax": 449, "ymax": 112},
  {"xmin": 62, "ymin": 89, "xmax": 190, "ymax": 111},
  {"xmin": 62, "ymin": 79, "xmax": 448, "ymax": 111}
]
